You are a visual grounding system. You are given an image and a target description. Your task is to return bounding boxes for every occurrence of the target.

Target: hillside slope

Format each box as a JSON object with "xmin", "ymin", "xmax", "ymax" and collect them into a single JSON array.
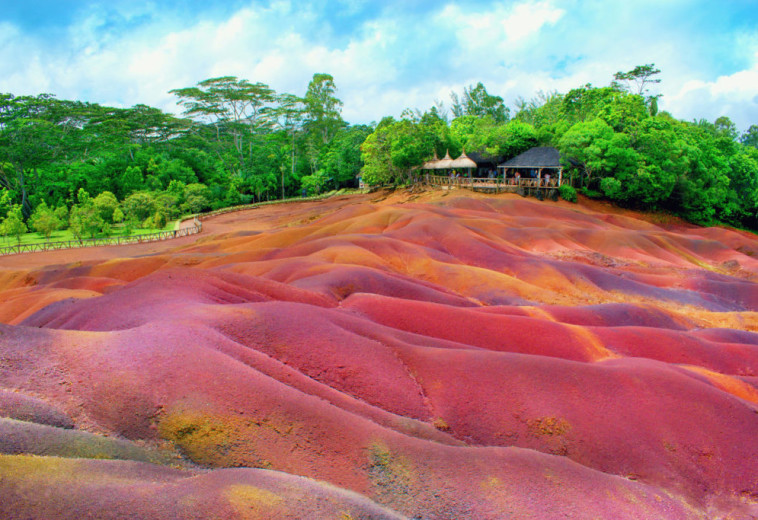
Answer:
[{"xmin": 1, "ymin": 190, "xmax": 757, "ymax": 519}]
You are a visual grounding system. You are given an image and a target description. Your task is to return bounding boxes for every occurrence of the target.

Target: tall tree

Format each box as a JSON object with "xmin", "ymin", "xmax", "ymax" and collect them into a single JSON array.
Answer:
[
  {"xmin": 361, "ymin": 117, "xmax": 401, "ymax": 186},
  {"xmin": 321, "ymin": 125, "xmax": 372, "ymax": 188},
  {"xmin": 304, "ymin": 73, "xmax": 344, "ymax": 144},
  {"xmin": 714, "ymin": 116, "xmax": 738, "ymax": 140},
  {"xmin": 0, "ymin": 94, "xmax": 68, "ymax": 216},
  {"xmin": 741, "ymin": 125, "xmax": 758, "ymax": 148},
  {"xmin": 558, "ymin": 118, "xmax": 617, "ymax": 188},
  {"xmin": 613, "ymin": 63, "xmax": 662, "ymax": 97},
  {"xmin": 170, "ymin": 77, "xmax": 276, "ymax": 171},
  {"xmin": 450, "ymin": 82, "xmax": 509, "ymax": 123},
  {"xmin": 361, "ymin": 116, "xmax": 438, "ymax": 185},
  {"xmin": 303, "ymin": 73, "xmax": 344, "ymax": 175},
  {"xmin": 273, "ymin": 93, "xmax": 306, "ymax": 198},
  {"xmin": 464, "ymin": 82, "xmax": 509, "ymax": 123}
]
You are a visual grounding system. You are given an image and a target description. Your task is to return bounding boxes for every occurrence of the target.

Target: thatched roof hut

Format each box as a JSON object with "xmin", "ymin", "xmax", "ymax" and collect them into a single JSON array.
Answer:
[
  {"xmin": 437, "ymin": 150, "xmax": 454, "ymax": 169},
  {"xmin": 422, "ymin": 150, "xmax": 440, "ymax": 170},
  {"xmin": 426, "ymin": 150, "xmax": 454, "ymax": 170},
  {"xmin": 449, "ymin": 150, "xmax": 477, "ymax": 169},
  {"xmin": 422, "ymin": 149, "xmax": 495, "ymax": 174}
]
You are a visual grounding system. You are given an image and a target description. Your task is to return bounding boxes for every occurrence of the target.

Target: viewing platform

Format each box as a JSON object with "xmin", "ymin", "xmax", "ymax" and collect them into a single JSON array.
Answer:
[
  {"xmin": 421, "ymin": 146, "xmax": 570, "ymax": 196},
  {"xmin": 424, "ymin": 174, "xmax": 570, "ymax": 194}
]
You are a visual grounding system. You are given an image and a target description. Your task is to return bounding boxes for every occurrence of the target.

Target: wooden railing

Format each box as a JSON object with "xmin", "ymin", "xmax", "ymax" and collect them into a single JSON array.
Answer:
[
  {"xmin": 425, "ymin": 175, "xmax": 569, "ymax": 190},
  {"xmin": 0, "ymin": 192, "xmax": 338, "ymax": 257},
  {"xmin": 0, "ymin": 218, "xmax": 202, "ymax": 256}
]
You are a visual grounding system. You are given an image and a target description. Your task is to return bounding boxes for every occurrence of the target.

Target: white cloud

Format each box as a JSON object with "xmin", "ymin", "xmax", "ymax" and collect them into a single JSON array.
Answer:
[
  {"xmin": 0, "ymin": 0, "xmax": 756, "ymax": 131},
  {"xmin": 432, "ymin": 0, "xmax": 565, "ymax": 75},
  {"xmin": 0, "ymin": 22, "xmax": 20, "ymax": 47},
  {"xmin": 663, "ymin": 54, "xmax": 758, "ymax": 129},
  {"xmin": 0, "ymin": 1, "xmax": 569, "ymax": 122},
  {"xmin": 501, "ymin": 1, "xmax": 565, "ymax": 43},
  {"xmin": 436, "ymin": 0, "xmax": 564, "ymax": 47}
]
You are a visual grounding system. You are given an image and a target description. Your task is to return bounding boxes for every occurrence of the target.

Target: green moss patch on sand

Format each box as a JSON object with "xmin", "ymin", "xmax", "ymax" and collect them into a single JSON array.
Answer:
[
  {"xmin": 224, "ymin": 483, "xmax": 284, "ymax": 520},
  {"xmin": 158, "ymin": 409, "xmax": 302, "ymax": 468},
  {"xmin": 0, "ymin": 417, "xmax": 170, "ymax": 464}
]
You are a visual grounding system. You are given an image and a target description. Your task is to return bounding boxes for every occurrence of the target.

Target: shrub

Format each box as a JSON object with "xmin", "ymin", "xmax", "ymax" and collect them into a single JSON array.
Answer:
[
  {"xmin": 580, "ymin": 186, "xmax": 603, "ymax": 199},
  {"xmin": 122, "ymin": 192, "xmax": 156, "ymax": 222},
  {"xmin": 181, "ymin": 183, "xmax": 211, "ymax": 213},
  {"xmin": 93, "ymin": 191, "xmax": 119, "ymax": 223},
  {"xmin": 559, "ymin": 184, "xmax": 577, "ymax": 203},
  {"xmin": 123, "ymin": 216, "xmax": 138, "ymax": 236},
  {"xmin": 145, "ymin": 175, "xmax": 163, "ymax": 191},
  {"xmin": 54, "ymin": 206, "xmax": 69, "ymax": 228},
  {"xmin": 69, "ymin": 203, "xmax": 108, "ymax": 239},
  {"xmin": 29, "ymin": 201, "xmax": 62, "ymax": 239},
  {"xmin": 120, "ymin": 165, "xmax": 144, "ymax": 195},
  {"xmin": 1, "ymin": 205, "xmax": 27, "ymax": 244},
  {"xmin": 154, "ymin": 193, "xmax": 180, "ymax": 218},
  {"xmin": 152, "ymin": 211, "xmax": 167, "ymax": 229},
  {"xmin": 0, "ymin": 191, "xmax": 11, "ymax": 220},
  {"xmin": 600, "ymin": 177, "xmax": 623, "ymax": 199}
]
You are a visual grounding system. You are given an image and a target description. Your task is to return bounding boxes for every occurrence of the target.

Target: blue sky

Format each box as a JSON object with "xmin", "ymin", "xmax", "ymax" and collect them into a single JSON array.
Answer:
[{"xmin": 2, "ymin": 0, "xmax": 758, "ymax": 130}]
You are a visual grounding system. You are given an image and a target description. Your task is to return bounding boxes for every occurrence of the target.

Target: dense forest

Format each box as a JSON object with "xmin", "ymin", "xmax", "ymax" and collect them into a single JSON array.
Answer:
[{"xmin": 1, "ymin": 65, "xmax": 758, "ymax": 242}]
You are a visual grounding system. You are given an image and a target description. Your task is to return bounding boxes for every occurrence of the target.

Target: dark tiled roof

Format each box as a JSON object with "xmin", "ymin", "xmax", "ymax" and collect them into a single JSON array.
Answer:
[{"xmin": 499, "ymin": 147, "xmax": 561, "ymax": 168}]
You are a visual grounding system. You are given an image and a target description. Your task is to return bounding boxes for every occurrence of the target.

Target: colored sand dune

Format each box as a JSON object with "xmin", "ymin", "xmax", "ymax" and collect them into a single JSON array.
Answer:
[{"xmin": 1, "ymin": 190, "xmax": 757, "ymax": 519}]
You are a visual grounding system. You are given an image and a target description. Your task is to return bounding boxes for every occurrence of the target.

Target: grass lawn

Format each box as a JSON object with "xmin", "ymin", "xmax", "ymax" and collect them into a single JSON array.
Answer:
[{"xmin": 0, "ymin": 221, "xmax": 177, "ymax": 247}]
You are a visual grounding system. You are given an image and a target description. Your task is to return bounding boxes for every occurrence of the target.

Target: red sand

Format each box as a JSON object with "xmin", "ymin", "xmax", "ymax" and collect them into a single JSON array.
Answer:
[{"xmin": 1, "ymin": 189, "xmax": 757, "ymax": 519}]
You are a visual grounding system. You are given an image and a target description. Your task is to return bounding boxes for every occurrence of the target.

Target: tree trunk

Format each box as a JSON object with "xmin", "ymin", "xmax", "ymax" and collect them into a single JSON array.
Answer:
[
  {"xmin": 13, "ymin": 163, "xmax": 32, "ymax": 218},
  {"xmin": 285, "ymin": 132, "xmax": 294, "ymax": 200}
]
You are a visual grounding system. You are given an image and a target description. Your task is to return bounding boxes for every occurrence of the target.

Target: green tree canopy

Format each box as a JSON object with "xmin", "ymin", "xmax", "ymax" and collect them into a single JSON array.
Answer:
[
  {"xmin": 1, "ymin": 204, "xmax": 27, "ymax": 244},
  {"xmin": 741, "ymin": 125, "xmax": 758, "ymax": 148},
  {"xmin": 450, "ymin": 82, "xmax": 509, "ymax": 123},
  {"xmin": 29, "ymin": 200, "xmax": 62, "ymax": 239},
  {"xmin": 613, "ymin": 63, "xmax": 661, "ymax": 97}
]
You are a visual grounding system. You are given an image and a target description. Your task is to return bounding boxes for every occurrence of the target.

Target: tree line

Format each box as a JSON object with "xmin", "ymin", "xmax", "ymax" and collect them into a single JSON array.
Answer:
[
  {"xmin": 360, "ymin": 65, "xmax": 758, "ymax": 228},
  {"xmin": 2, "ymin": 65, "xmax": 758, "ymax": 243},
  {"xmin": 0, "ymin": 73, "xmax": 370, "ymax": 242}
]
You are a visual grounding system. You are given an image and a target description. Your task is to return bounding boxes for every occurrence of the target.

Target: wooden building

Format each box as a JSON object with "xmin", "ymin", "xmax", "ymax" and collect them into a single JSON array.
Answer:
[
  {"xmin": 422, "ymin": 146, "xmax": 570, "ymax": 195},
  {"xmin": 498, "ymin": 146, "xmax": 563, "ymax": 186}
]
